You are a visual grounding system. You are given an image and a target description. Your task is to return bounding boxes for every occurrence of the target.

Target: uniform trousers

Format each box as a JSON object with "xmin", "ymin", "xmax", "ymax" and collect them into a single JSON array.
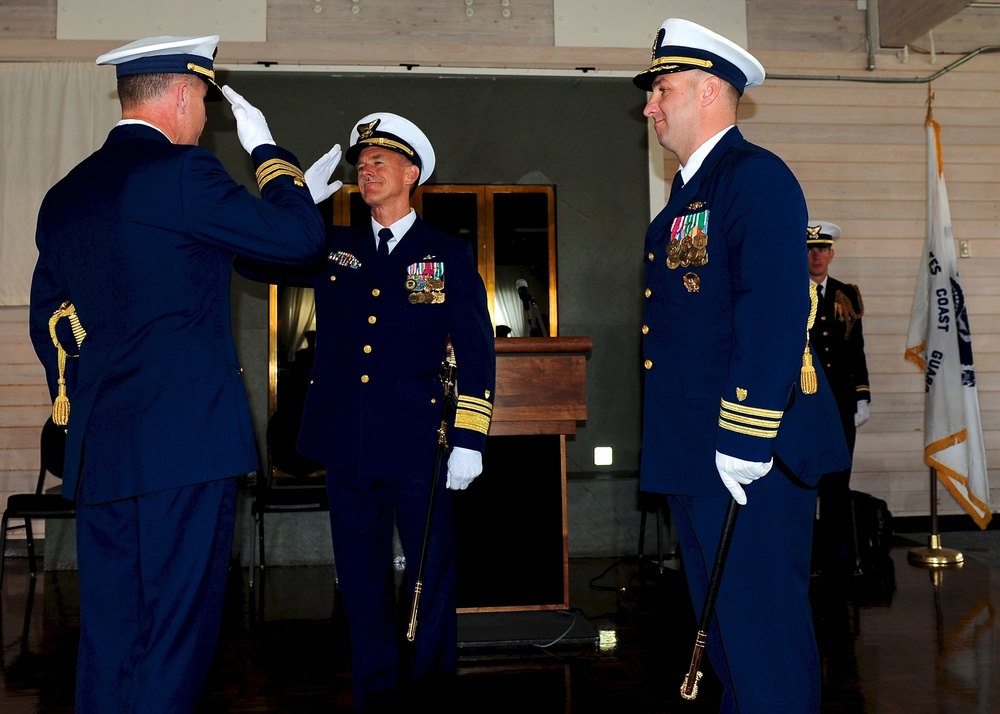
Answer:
[
  {"xmin": 326, "ymin": 467, "xmax": 457, "ymax": 712},
  {"xmin": 75, "ymin": 477, "xmax": 237, "ymax": 713},
  {"xmin": 669, "ymin": 477, "xmax": 819, "ymax": 714},
  {"xmin": 814, "ymin": 408, "xmax": 858, "ymax": 575}
]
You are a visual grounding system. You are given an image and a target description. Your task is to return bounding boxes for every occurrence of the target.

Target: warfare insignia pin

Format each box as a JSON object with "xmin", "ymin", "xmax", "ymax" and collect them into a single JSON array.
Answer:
[
  {"xmin": 687, "ymin": 202, "xmax": 705, "ymax": 210},
  {"xmin": 682, "ymin": 272, "xmax": 700, "ymax": 293}
]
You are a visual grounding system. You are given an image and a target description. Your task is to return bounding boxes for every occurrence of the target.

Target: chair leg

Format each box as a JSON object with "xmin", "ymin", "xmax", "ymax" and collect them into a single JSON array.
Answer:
[
  {"xmin": 24, "ymin": 519, "xmax": 37, "ymax": 577},
  {"xmin": 655, "ymin": 505, "xmax": 664, "ymax": 574},
  {"xmin": 0, "ymin": 512, "xmax": 9, "ymax": 590},
  {"xmin": 638, "ymin": 508, "xmax": 647, "ymax": 560},
  {"xmin": 257, "ymin": 511, "xmax": 266, "ymax": 573},
  {"xmin": 248, "ymin": 508, "xmax": 257, "ymax": 590}
]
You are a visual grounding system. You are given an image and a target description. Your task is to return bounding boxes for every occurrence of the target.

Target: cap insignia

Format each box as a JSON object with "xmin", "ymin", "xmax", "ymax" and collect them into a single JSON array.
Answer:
[
  {"xmin": 649, "ymin": 28, "xmax": 665, "ymax": 62},
  {"xmin": 357, "ymin": 118, "xmax": 381, "ymax": 141}
]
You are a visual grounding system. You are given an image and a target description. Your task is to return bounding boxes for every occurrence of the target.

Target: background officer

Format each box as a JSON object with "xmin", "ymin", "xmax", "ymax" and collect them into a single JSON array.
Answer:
[{"xmin": 807, "ymin": 221, "xmax": 872, "ymax": 576}]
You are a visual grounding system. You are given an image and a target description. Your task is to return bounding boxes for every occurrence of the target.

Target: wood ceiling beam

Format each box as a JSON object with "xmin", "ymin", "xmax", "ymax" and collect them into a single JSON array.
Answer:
[{"xmin": 878, "ymin": 0, "xmax": 972, "ymax": 48}]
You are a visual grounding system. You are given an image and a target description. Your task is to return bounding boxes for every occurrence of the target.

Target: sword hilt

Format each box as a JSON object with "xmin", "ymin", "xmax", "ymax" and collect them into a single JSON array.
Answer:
[
  {"xmin": 680, "ymin": 629, "xmax": 708, "ymax": 700},
  {"xmin": 405, "ymin": 581, "xmax": 423, "ymax": 642}
]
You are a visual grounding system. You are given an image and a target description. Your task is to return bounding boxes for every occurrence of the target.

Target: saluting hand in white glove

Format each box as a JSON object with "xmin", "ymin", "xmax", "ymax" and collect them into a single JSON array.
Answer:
[
  {"xmin": 222, "ymin": 86, "xmax": 276, "ymax": 154},
  {"xmin": 854, "ymin": 400, "xmax": 870, "ymax": 428},
  {"xmin": 446, "ymin": 446, "xmax": 482, "ymax": 490},
  {"xmin": 304, "ymin": 145, "xmax": 344, "ymax": 203},
  {"xmin": 715, "ymin": 451, "xmax": 773, "ymax": 506}
]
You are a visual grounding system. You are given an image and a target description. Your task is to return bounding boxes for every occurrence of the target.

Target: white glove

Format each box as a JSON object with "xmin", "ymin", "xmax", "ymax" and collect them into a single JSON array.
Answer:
[
  {"xmin": 854, "ymin": 400, "xmax": 870, "ymax": 428},
  {"xmin": 222, "ymin": 85, "xmax": 275, "ymax": 154},
  {"xmin": 446, "ymin": 446, "xmax": 482, "ymax": 490},
  {"xmin": 715, "ymin": 451, "xmax": 773, "ymax": 506},
  {"xmin": 304, "ymin": 145, "xmax": 344, "ymax": 203}
]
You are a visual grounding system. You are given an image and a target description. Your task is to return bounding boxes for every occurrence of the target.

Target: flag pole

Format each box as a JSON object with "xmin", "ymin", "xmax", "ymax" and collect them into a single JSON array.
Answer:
[
  {"xmin": 906, "ymin": 87, "xmax": 967, "ymax": 569},
  {"xmin": 907, "ymin": 468, "xmax": 964, "ymax": 568}
]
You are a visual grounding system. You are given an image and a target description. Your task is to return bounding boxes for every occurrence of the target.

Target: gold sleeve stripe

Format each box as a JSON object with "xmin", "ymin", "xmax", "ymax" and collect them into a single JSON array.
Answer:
[
  {"xmin": 720, "ymin": 397, "xmax": 782, "ymax": 439},
  {"xmin": 719, "ymin": 411, "xmax": 781, "ymax": 430},
  {"xmin": 719, "ymin": 418, "xmax": 779, "ymax": 439},
  {"xmin": 256, "ymin": 159, "xmax": 306, "ymax": 191},
  {"xmin": 458, "ymin": 395, "xmax": 493, "ymax": 413},
  {"xmin": 719, "ymin": 399, "xmax": 783, "ymax": 419},
  {"xmin": 856, "ymin": 386, "xmax": 871, "ymax": 393},
  {"xmin": 455, "ymin": 409, "xmax": 491, "ymax": 435}
]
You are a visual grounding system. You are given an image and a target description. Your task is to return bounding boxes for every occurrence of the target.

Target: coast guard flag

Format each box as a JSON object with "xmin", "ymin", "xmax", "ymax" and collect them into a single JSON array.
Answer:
[{"xmin": 904, "ymin": 117, "xmax": 991, "ymax": 529}]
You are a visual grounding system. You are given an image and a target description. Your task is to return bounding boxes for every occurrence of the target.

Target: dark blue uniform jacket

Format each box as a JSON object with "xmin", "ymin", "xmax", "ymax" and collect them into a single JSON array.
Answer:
[
  {"xmin": 30, "ymin": 124, "xmax": 326, "ymax": 504},
  {"xmin": 238, "ymin": 217, "xmax": 496, "ymax": 477},
  {"xmin": 640, "ymin": 128, "xmax": 850, "ymax": 497}
]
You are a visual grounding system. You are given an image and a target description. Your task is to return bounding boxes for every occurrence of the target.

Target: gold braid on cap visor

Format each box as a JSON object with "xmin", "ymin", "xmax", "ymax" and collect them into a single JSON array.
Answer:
[
  {"xmin": 648, "ymin": 56, "xmax": 714, "ymax": 71},
  {"xmin": 186, "ymin": 62, "xmax": 218, "ymax": 86},
  {"xmin": 359, "ymin": 137, "xmax": 415, "ymax": 159}
]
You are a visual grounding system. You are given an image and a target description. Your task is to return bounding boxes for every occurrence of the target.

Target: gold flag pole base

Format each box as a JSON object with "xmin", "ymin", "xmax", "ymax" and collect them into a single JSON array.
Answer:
[{"xmin": 907, "ymin": 533, "xmax": 964, "ymax": 568}]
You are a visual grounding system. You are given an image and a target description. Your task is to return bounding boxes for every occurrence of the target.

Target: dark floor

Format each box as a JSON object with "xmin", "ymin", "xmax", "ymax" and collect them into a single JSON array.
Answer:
[{"xmin": 2, "ymin": 535, "xmax": 999, "ymax": 713}]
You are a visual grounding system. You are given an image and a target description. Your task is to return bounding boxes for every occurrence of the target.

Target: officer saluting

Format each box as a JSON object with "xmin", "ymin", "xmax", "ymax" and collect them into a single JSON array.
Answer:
[
  {"xmin": 29, "ymin": 34, "xmax": 327, "ymax": 713},
  {"xmin": 807, "ymin": 221, "xmax": 872, "ymax": 576}
]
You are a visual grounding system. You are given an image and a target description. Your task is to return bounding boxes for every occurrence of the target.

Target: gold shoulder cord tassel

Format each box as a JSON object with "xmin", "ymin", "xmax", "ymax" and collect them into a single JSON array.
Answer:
[
  {"xmin": 47, "ymin": 301, "xmax": 87, "ymax": 425},
  {"xmin": 800, "ymin": 283, "xmax": 818, "ymax": 395}
]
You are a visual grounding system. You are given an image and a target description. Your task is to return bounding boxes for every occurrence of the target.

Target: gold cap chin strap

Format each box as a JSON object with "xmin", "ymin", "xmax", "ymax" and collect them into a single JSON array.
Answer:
[
  {"xmin": 47, "ymin": 301, "xmax": 87, "ymax": 426},
  {"xmin": 800, "ymin": 284, "xmax": 818, "ymax": 395}
]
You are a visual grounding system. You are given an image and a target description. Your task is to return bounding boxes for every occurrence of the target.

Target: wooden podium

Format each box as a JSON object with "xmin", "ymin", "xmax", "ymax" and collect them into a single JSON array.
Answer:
[{"xmin": 455, "ymin": 336, "xmax": 591, "ymax": 613}]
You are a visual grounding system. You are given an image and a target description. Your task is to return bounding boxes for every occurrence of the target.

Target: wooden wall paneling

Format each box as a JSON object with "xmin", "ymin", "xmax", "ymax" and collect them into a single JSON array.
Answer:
[
  {"xmin": 266, "ymin": 0, "xmax": 555, "ymax": 46},
  {"xmin": 877, "ymin": 0, "xmax": 972, "ymax": 49},
  {"xmin": 0, "ymin": 306, "xmax": 52, "ymax": 540},
  {"xmin": 0, "ymin": 0, "xmax": 56, "ymax": 40},
  {"xmin": 746, "ymin": 0, "xmax": 868, "ymax": 54},
  {"xmin": 3, "ymin": 2, "xmax": 1000, "ymax": 59}
]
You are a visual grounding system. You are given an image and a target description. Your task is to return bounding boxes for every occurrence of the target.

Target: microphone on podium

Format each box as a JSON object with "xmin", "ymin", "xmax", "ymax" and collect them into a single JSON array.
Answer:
[
  {"xmin": 516, "ymin": 278, "xmax": 534, "ymax": 307},
  {"xmin": 515, "ymin": 279, "xmax": 545, "ymax": 336}
]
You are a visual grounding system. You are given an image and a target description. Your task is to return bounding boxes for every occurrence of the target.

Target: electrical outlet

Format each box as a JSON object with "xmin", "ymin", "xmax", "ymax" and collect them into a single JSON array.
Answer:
[{"xmin": 959, "ymin": 240, "xmax": 972, "ymax": 258}]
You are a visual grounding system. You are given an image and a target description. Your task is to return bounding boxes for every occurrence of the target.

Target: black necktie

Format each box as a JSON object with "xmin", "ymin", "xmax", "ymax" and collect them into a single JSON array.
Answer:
[
  {"xmin": 669, "ymin": 171, "xmax": 683, "ymax": 199},
  {"xmin": 817, "ymin": 283, "xmax": 824, "ymax": 301},
  {"xmin": 377, "ymin": 228, "xmax": 392, "ymax": 259}
]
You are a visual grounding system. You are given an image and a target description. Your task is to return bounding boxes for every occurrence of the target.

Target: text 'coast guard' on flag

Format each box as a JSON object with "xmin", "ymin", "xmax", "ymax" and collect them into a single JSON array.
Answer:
[{"xmin": 904, "ymin": 117, "xmax": 991, "ymax": 529}]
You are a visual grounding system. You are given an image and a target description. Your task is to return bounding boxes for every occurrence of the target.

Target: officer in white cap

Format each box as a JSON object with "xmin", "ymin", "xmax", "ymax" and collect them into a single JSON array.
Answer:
[
  {"xmin": 30, "ymin": 34, "xmax": 334, "ymax": 713},
  {"xmin": 239, "ymin": 114, "xmax": 494, "ymax": 710},
  {"xmin": 633, "ymin": 18, "xmax": 849, "ymax": 713},
  {"xmin": 807, "ymin": 221, "xmax": 872, "ymax": 579}
]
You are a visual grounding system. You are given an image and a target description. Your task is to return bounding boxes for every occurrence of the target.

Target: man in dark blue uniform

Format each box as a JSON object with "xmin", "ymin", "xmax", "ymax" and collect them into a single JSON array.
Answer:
[
  {"xmin": 240, "ymin": 113, "xmax": 496, "ymax": 711},
  {"xmin": 634, "ymin": 18, "xmax": 850, "ymax": 713},
  {"xmin": 29, "ymin": 35, "xmax": 328, "ymax": 713},
  {"xmin": 807, "ymin": 221, "xmax": 871, "ymax": 576}
]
